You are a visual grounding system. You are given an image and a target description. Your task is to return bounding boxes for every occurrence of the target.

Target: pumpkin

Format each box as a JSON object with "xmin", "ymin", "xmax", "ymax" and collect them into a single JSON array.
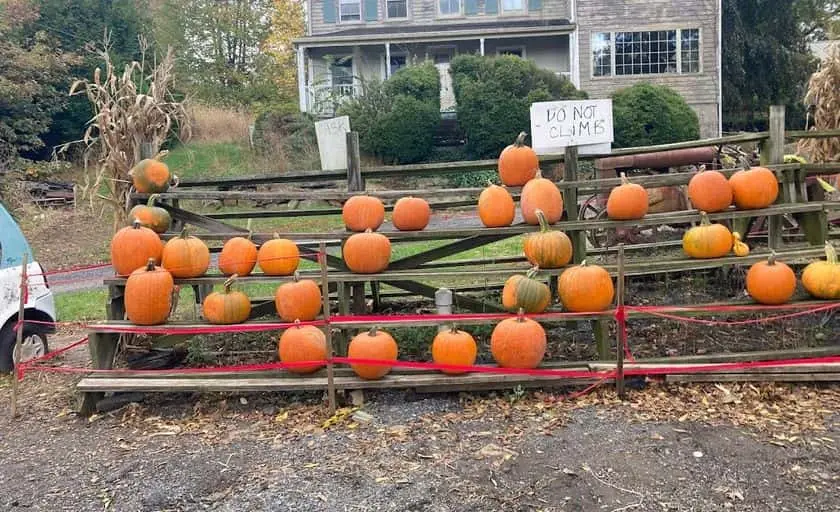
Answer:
[
  {"xmin": 111, "ymin": 220, "xmax": 164, "ymax": 276},
  {"xmin": 606, "ymin": 172, "xmax": 649, "ymax": 220},
  {"xmin": 490, "ymin": 312, "xmax": 546, "ymax": 369},
  {"xmin": 746, "ymin": 252, "xmax": 797, "ymax": 305},
  {"xmin": 498, "ymin": 132, "xmax": 539, "ymax": 186},
  {"xmin": 202, "ymin": 275, "xmax": 251, "ymax": 324},
  {"xmin": 392, "ymin": 196, "xmax": 431, "ymax": 231},
  {"xmin": 431, "ymin": 325, "xmax": 477, "ymax": 375},
  {"xmin": 557, "ymin": 260, "xmax": 615, "ymax": 312},
  {"xmin": 258, "ymin": 234, "xmax": 299, "ymax": 276},
  {"xmin": 732, "ymin": 232, "xmax": 750, "ymax": 257},
  {"xmin": 125, "ymin": 259, "xmax": 173, "ymax": 325},
  {"xmin": 348, "ymin": 327, "xmax": 398, "ymax": 380},
  {"xmin": 161, "ymin": 228, "xmax": 210, "ymax": 278},
  {"xmin": 687, "ymin": 166, "xmax": 733, "ymax": 213},
  {"xmin": 729, "ymin": 167, "xmax": 779, "ymax": 209},
  {"xmin": 344, "ymin": 229, "xmax": 391, "ymax": 274},
  {"xmin": 130, "ymin": 159, "xmax": 175, "ymax": 194},
  {"xmin": 478, "ymin": 182, "xmax": 516, "ymax": 228},
  {"xmin": 523, "ymin": 209, "xmax": 573, "ymax": 268},
  {"xmin": 502, "ymin": 267, "xmax": 552, "ymax": 314},
  {"xmin": 219, "ymin": 234, "xmax": 258, "ymax": 277},
  {"xmin": 278, "ymin": 323, "xmax": 327, "ymax": 374},
  {"xmin": 801, "ymin": 242, "xmax": 840, "ymax": 299},
  {"xmin": 342, "ymin": 195, "xmax": 385, "ymax": 232},
  {"xmin": 682, "ymin": 212, "xmax": 733, "ymax": 259},
  {"xmin": 521, "ymin": 169, "xmax": 564, "ymax": 225},
  {"xmin": 275, "ymin": 272, "xmax": 322, "ymax": 322},
  {"xmin": 128, "ymin": 194, "xmax": 171, "ymax": 234}
]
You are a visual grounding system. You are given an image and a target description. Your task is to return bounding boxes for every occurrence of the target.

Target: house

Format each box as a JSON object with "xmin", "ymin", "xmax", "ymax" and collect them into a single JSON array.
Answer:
[{"xmin": 293, "ymin": 0, "xmax": 722, "ymax": 137}]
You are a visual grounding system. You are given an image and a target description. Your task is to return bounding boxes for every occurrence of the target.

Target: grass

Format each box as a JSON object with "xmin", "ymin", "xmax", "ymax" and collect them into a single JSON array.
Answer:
[{"xmin": 164, "ymin": 142, "xmax": 263, "ymax": 181}]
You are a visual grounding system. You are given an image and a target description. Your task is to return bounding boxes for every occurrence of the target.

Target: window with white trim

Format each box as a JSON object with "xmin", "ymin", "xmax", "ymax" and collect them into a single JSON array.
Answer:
[
  {"xmin": 331, "ymin": 57, "xmax": 354, "ymax": 88},
  {"xmin": 339, "ymin": 0, "xmax": 361, "ymax": 21},
  {"xmin": 502, "ymin": 0, "xmax": 524, "ymax": 12},
  {"xmin": 389, "ymin": 54, "xmax": 407, "ymax": 75},
  {"xmin": 592, "ymin": 28, "xmax": 701, "ymax": 77},
  {"xmin": 387, "ymin": 0, "xmax": 407, "ymax": 18},
  {"xmin": 439, "ymin": 0, "xmax": 460, "ymax": 15}
]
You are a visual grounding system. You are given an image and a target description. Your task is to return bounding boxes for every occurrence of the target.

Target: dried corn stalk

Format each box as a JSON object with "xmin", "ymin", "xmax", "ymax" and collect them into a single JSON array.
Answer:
[{"xmin": 798, "ymin": 45, "xmax": 840, "ymax": 164}]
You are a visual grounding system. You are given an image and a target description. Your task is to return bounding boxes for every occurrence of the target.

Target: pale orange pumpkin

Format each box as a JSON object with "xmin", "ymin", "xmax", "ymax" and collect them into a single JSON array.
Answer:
[
  {"xmin": 490, "ymin": 312, "xmax": 546, "ymax": 369},
  {"xmin": 557, "ymin": 260, "xmax": 615, "ymax": 312},
  {"xmin": 130, "ymin": 159, "xmax": 176, "ymax": 194},
  {"xmin": 343, "ymin": 229, "xmax": 391, "ymax": 274},
  {"xmin": 746, "ymin": 252, "xmax": 796, "ymax": 305},
  {"xmin": 801, "ymin": 242, "xmax": 840, "ymax": 299},
  {"xmin": 498, "ymin": 132, "xmax": 539, "ymax": 186},
  {"xmin": 278, "ymin": 322, "xmax": 327, "ymax": 374},
  {"xmin": 392, "ymin": 196, "xmax": 431, "ymax": 231},
  {"xmin": 348, "ymin": 327, "xmax": 398, "ymax": 380},
  {"xmin": 606, "ymin": 172, "xmax": 649, "ymax": 220},
  {"xmin": 729, "ymin": 167, "xmax": 779, "ymax": 209},
  {"xmin": 258, "ymin": 234, "xmax": 299, "ymax": 276},
  {"xmin": 343, "ymin": 195, "xmax": 385, "ymax": 232},
  {"xmin": 125, "ymin": 259, "xmax": 173, "ymax": 325},
  {"xmin": 431, "ymin": 325, "xmax": 477, "ymax": 375},
  {"xmin": 478, "ymin": 182, "xmax": 516, "ymax": 228},
  {"xmin": 161, "ymin": 228, "xmax": 210, "ymax": 278},
  {"xmin": 521, "ymin": 169, "xmax": 563, "ymax": 225},
  {"xmin": 682, "ymin": 212, "xmax": 733, "ymax": 259},
  {"xmin": 110, "ymin": 220, "xmax": 164, "ymax": 276},
  {"xmin": 219, "ymin": 234, "xmax": 258, "ymax": 277},
  {"xmin": 687, "ymin": 166, "xmax": 733, "ymax": 213},
  {"xmin": 524, "ymin": 209, "xmax": 573, "ymax": 268},
  {"xmin": 202, "ymin": 275, "xmax": 251, "ymax": 324},
  {"xmin": 275, "ymin": 272, "xmax": 322, "ymax": 322}
]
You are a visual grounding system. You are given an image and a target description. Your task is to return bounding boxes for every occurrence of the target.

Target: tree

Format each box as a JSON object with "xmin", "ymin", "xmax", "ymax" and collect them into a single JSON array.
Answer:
[{"xmin": 264, "ymin": 0, "xmax": 305, "ymax": 106}]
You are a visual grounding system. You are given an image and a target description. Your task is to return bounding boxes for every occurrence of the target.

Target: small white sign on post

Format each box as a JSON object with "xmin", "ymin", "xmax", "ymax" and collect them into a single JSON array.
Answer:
[
  {"xmin": 530, "ymin": 99, "xmax": 613, "ymax": 155},
  {"xmin": 314, "ymin": 115, "xmax": 351, "ymax": 171}
]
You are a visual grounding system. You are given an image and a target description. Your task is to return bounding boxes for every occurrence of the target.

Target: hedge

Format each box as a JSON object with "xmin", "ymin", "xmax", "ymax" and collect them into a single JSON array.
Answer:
[{"xmin": 611, "ymin": 83, "xmax": 700, "ymax": 148}]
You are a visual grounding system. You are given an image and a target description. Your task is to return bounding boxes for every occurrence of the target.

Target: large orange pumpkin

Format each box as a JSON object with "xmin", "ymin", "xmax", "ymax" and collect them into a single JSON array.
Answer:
[
  {"xmin": 343, "ymin": 195, "xmax": 385, "ymax": 232},
  {"xmin": 219, "ymin": 234, "xmax": 258, "ymax": 277},
  {"xmin": 502, "ymin": 268, "xmax": 552, "ymax": 314},
  {"xmin": 498, "ymin": 132, "xmax": 539, "ymax": 186},
  {"xmin": 392, "ymin": 196, "xmax": 431, "ymax": 231},
  {"xmin": 348, "ymin": 327, "xmax": 398, "ymax": 380},
  {"xmin": 344, "ymin": 229, "xmax": 391, "ymax": 274},
  {"xmin": 275, "ymin": 272, "xmax": 322, "ymax": 322},
  {"xmin": 521, "ymin": 169, "xmax": 564, "ymax": 225},
  {"xmin": 682, "ymin": 212, "xmax": 733, "ymax": 259},
  {"xmin": 606, "ymin": 173, "xmax": 649, "ymax": 220},
  {"xmin": 802, "ymin": 242, "xmax": 840, "ymax": 299},
  {"xmin": 111, "ymin": 220, "xmax": 164, "ymax": 276},
  {"xmin": 161, "ymin": 228, "xmax": 210, "ymax": 278},
  {"xmin": 490, "ymin": 313, "xmax": 546, "ymax": 369},
  {"xmin": 128, "ymin": 194, "xmax": 171, "ymax": 234},
  {"xmin": 746, "ymin": 253, "xmax": 797, "ymax": 305},
  {"xmin": 202, "ymin": 275, "xmax": 251, "ymax": 324},
  {"xmin": 431, "ymin": 326, "xmax": 477, "ymax": 375},
  {"xmin": 258, "ymin": 235, "xmax": 299, "ymax": 276},
  {"xmin": 524, "ymin": 209, "xmax": 573, "ymax": 268},
  {"xmin": 729, "ymin": 167, "xmax": 779, "ymax": 209},
  {"xmin": 125, "ymin": 259, "xmax": 173, "ymax": 325},
  {"xmin": 130, "ymin": 159, "xmax": 174, "ymax": 194},
  {"xmin": 278, "ymin": 323, "xmax": 327, "ymax": 374},
  {"xmin": 478, "ymin": 183, "xmax": 516, "ymax": 228},
  {"xmin": 557, "ymin": 260, "xmax": 615, "ymax": 312},
  {"xmin": 687, "ymin": 166, "xmax": 733, "ymax": 213}
]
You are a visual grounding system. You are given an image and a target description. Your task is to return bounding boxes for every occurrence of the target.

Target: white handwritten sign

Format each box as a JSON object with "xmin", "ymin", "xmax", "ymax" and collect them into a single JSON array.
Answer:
[
  {"xmin": 315, "ymin": 116, "xmax": 351, "ymax": 171},
  {"xmin": 530, "ymin": 99, "xmax": 613, "ymax": 154}
]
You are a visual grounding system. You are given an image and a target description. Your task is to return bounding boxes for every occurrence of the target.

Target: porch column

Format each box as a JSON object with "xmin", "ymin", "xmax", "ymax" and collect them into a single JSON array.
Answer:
[
  {"xmin": 479, "ymin": 38, "xmax": 485, "ymax": 56},
  {"xmin": 297, "ymin": 46, "xmax": 307, "ymax": 112},
  {"xmin": 385, "ymin": 42, "xmax": 391, "ymax": 78}
]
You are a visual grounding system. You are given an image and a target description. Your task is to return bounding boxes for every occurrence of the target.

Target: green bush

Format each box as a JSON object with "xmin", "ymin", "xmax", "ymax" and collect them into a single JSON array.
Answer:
[
  {"xmin": 611, "ymin": 83, "xmax": 700, "ymax": 148},
  {"xmin": 383, "ymin": 63, "xmax": 440, "ymax": 105},
  {"xmin": 450, "ymin": 55, "xmax": 587, "ymax": 159},
  {"xmin": 375, "ymin": 96, "xmax": 440, "ymax": 164}
]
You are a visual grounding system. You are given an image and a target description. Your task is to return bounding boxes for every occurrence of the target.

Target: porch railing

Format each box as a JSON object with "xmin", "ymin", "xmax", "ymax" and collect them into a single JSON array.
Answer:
[{"xmin": 306, "ymin": 84, "xmax": 361, "ymax": 116}]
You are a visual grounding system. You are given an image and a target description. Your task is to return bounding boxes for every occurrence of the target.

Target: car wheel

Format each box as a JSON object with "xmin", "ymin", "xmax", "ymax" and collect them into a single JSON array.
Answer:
[{"xmin": 0, "ymin": 323, "xmax": 49, "ymax": 373}]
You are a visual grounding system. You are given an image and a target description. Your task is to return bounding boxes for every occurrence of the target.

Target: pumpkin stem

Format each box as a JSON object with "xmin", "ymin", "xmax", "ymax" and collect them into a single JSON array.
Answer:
[
  {"xmin": 516, "ymin": 308, "xmax": 526, "ymax": 321},
  {"xmin": 526, "ymin": 266, "xmax": 540, "ymax": 279},
  {"xmin": 292, "ymin": 271, "xmax": 300, "ymax": 282},
  {"xmin": 619, "ymin": 172, "xmax": 630, "ymax": 185},
  {"xmin": 826, "ymin": 242, "xmax": 837, "ymax": 265},
  {"xmin": 368, "ymin": 326, "xmax": 379, "ymax": 337},
  {"xmin": 698, "ymin": 164, "xmax": 706, "ymax": 172},
  {"xmin": 293, "ymin": 319, "xmax": 301, "ymax": 327},
  {"xmin": 273, "ymin": 231, "xmax": 280, "ymax": 239},
  {"xmin": 580, "ymin": 259, "xmax": 588, "ymax": 267},
  {"xmin": 514, "ymin": 131, "xmax": 527, "ymax": 147},
  {"xmin": 486, "ymin": 179, "xmax": 496, "ymax": 188},
  {"xmin": 147, "ymin": 193, "xmax": 161, "ymax": 207},
  {"xmin": 535, "ymin": 209, "xmax": 550, "ymax": 233},
  {"xmin": 246, "ymin": 219, "xmax": 253, "ymax": 241},
  {"xmin": 145, "ymin": 258, "xmax": 156, "ymax": 271},
  {"xmin": 449, "ymin": 323, "xmax": 459, "ymax": 334},
  {"xmin": 223, "ymin": 274, "xmax": 238, "ymax": 292},
  {"xmin": 534, "ymin": 168, "xmax": 544, "ymax": 180},
  {"xmin": 698, "ymin": 211, "xmax": 711, "ymax": 226},
  {"xmin": 131, "ymin": 219, "xmax": 142, "ymax": 229},
  {"xmin": 767, "ymin": 251, "xmax": 778, "ymax": 265},
  {"xmin": 365, "ymin": 228, "xmax": 373, "ymax": 234},
  {"xmin": 179, "ymin": 227, "xmax": 190, "ymax": 239}
]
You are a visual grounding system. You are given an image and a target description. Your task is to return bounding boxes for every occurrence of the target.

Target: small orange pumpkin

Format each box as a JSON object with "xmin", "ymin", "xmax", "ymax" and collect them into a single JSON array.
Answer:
[
  {"xmin": 746, "ymin": 252, "xmax": 796, "ymax": 305},
  {"xmin": 732, "ymin": 232, "xmax": 750, "ymax": 257},
  {"xmin": 478, "ymin": 182, "xmax": 516, "ymax": 228},
  {"xmin": 348, "ymin": 327, "xmax": 398, "ymax": 380},
  {"xmin": 219, "ymin": 233, "xmax": 258, "ymax": 277},
  {"xmin": 687, "ymin": 166, "xmax": 733, "ymax": 213},
  {"xmin": 606, "ymin": 172, "xmax": 649, "ymax": 220},
  {"xmin": 490, "ymin": 311, "xmax": 546, "ymax": 369},
  {"xmin": 275, "ymin": 272, "xmax": 322, "ymax": 322},
  {"xmin": 557, "ymin": 260, "xmax": 615, "ymax": 312},
  {"xmin": 521, "ymin": 169, "xmax": 563, "ymax": 225},
  {"xmin": 344, "ymin": 229, "xmax": 391, "ymax": 274},
  {"xmin": 130, "ymin": 159, "xmax": 175, "ymax": 194},
  {"xmin": 502, "ymin": 267, "xmax": 552, "ymax": 314},
  {"xmin": 258, "ymin": 234, "xmax": 299, "ymax": 276},
  {"xmin": 161, "ymin": 228, "xmax": 210, "ymax": 278},
  {"xmin": 729, "ymin": 167, "xmax": 779, "ymax": 209},
  {"xmin": 125, "ymin": 259, "xmax": 173, "ymax": 325},
  {"xmin": 524, "ymin": 209, "xmax": 573, "ymax": 268},
  {"xmin": 392, "ymin": 196, "xmax": 431, "ymax": 231},
  {"xmin": 343, "ymin": 195, "xmax": 385, "ymax": 232},
  {"xmin": 128, "ymin": 194, "xmax": 171, "ymax": 234},
  {"xmin": 682, "ymin": 212, "xmax": 733, "ymax": 259},
  {"xmin": 202, "ymin": 275, "xmax": 251, "ymax": 324},
  {"xmin": 801, "ymin": 242, "xmax": 840, "ymax": 299},
  {"xmin": 431, "ymin": 325, "xmax": 477, "ymax": 375},
  {"xmin": 498, "ymin": 132, "xmax": 539, "ymax": 186},
  {"xmin": 278, "ymin": 322, "xmax": 327, "ymax": 374},
  {"xmin": 111, "ymin": 220, "xmax": 164, "ymax": 276}
]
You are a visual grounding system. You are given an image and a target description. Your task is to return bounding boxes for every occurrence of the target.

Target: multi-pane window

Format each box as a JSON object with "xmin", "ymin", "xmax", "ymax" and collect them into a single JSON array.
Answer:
[
  {"xmin": 592, "ymin": 29, "xmax": 700, "ymax": 77},
  {"xmin": 439, "ymin": 0, "xmax": 460, "ymax": 15},
  {"xmin": 387, "ymin": 0, "xmax": 407, "ymax": 18},
  {"xmin": 389, "ymin": 55, "xmax": 407, "ymax": 75},
  {"xmin": 502, "ymin": 0, "xmax": 524, "ymax": 11},
  {"xmin": 339, "ymin": 0, "xmax": 361, "ymax": 21},
  {"xmin": 331, "ymin": 58, "xmax": 353, "ymax": 88}
]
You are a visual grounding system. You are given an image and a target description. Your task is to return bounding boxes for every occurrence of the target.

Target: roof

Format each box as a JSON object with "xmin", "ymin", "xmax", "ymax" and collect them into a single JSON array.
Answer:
[{"xmin": 295, "ymin": 18, "xmax": 574, "ymax": 46}]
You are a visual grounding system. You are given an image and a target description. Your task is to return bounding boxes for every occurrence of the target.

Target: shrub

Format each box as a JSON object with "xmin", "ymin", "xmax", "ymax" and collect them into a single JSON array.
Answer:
[
  {"xmin": 252, "ymin": 108, "xmax": 320, "ymax": 170},
  {"xmin": 611, "ymin": 83, "xmax": 700, "ymax": 148},
  {"xmin": 450, "ymin": 55, "xmax": 587, "ymax": 159},
  {"xmin": 374, "ymin": 96, "xmax": 440, "ymax": 164},
  {"xmin": 383, "ymin": 63, "xmax": 440, "ymax": 105}
]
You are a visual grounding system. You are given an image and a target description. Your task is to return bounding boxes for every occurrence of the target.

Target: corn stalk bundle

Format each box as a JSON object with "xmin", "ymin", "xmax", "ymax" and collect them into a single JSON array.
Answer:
[{"xmin": 798, "ymin": 45, "xmax": 840, "ymax": 164}]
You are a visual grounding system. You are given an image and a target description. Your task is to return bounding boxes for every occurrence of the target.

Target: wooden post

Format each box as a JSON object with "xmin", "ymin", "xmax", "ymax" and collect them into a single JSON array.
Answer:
[
  {"xmin": 563, "ymin": 146, "xmax": 587, "ymax": 263},
  {"xmin": 10, "ymin": 253, "xmax": 27, "ymax": 418},
  {"xmin": 319, "ymin": 242, "xmax": 337, "ymax": 414},
  {"xmin": 761, "ymin": 105, "xmax": 785, "ymax": 250},
  {"xmin": 615, "ymin": 244, "xmax": 626, "ymax": 400},
  {"xmin": 346, "ymin": 131, "xmax": 364, "ymax": 192}
]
